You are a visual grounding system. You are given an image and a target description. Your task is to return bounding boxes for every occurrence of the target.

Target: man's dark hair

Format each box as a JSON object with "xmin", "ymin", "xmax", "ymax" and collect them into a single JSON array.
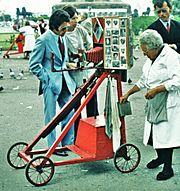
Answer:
[
  {"xmin": 154, "ymin": 0, "xmax": 172, "ymax": 9},
  {"xmin": 62, "ymin": 5, "xmax": 78, "ymax": 18},
  {"xmin": 49, "ymin": 10, "xmax": 70, "ymax": 30}
]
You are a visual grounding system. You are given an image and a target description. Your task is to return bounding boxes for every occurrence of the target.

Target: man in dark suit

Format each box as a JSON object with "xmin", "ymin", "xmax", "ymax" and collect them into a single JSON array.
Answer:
[{"xmin": 148, "ymin": 0, "xmax": 180, "ymax": 53}]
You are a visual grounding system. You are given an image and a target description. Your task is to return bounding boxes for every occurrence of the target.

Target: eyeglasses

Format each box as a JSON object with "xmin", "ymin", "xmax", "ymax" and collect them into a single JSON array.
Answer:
[
  {"xmin": 142, "ymin": 49, "xmax": 151, "ymax": 54},
  {"xmin": 156, "ymin": 9, "xmax": 168, "ymax": 14},
  {"xmin": 71, "ymin": 16, "xmax": 82, "ymax": 23},
  {"xmin": 58, "ymin": 23, "xmax": 71, "ymax": 32}
]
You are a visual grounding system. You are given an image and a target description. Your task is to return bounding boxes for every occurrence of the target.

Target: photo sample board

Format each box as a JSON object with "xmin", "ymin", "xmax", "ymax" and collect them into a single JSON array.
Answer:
[{"xmin": 92, "ymin": 17, "xmax": 133, "ymax": 70}]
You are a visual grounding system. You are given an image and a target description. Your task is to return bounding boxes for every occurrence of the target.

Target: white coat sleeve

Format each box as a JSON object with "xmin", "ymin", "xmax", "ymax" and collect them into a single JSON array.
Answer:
[{"xmin": 164, "ymin": 52, "xmax": 180, "ymax": 91}]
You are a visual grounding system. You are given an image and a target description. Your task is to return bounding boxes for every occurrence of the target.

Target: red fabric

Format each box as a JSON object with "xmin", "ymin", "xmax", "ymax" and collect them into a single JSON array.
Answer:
[
  {"xmin": 167, "ymin": 23, "xmax": 170, "ymax": 33},
  {"xmin": 58, "ymin": 37, "xmax": 65, "ymax": 59},
  {"xmin": 86, "ymin": 47, "xmax": 103, "ymax": 64}
]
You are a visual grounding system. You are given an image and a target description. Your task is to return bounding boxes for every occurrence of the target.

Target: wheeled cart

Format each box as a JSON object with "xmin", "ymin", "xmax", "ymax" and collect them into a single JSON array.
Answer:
[
  {"xmin": 7, "ymin": 68, "xmax": 140, "ymax": 186},
  {"xmin": 3, "ymin": 33, "xmax": 24, "ymax": 58},
  {"xmin": 7, "ymin": 15, "xmax": 140, "ymax": 186}
]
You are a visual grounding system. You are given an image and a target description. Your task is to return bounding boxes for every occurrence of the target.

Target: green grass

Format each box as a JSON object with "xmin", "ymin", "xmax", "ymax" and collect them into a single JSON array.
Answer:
[
  {"xmin": 0, "ymin": 32, "xmax": 19, "ymax": 50},
  {"xmin": 1, "ymin": 15, "xmax": 179, "ymax": 51},
  {"xmin": 174, "ymin": 16, "xmax": 180, "ymax": 21}
]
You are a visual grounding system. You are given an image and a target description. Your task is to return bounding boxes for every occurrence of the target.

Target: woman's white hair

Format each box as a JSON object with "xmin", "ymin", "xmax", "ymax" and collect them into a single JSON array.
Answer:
[{"xmin": 139, "ymin": 29, "xmax": 163, "ymax": 49}]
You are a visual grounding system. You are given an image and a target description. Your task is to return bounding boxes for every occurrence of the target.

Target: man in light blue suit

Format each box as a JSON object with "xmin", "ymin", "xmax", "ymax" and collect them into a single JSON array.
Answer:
[{"xmin": 29, "ymin": 10, "xmax": 76, "ymax": 156}]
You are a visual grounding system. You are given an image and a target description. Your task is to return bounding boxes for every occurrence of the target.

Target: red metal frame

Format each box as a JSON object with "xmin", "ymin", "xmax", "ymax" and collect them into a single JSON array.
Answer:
[
  {"xmin": 3, "ymin": 33, "xmax": 24, "ymax": 58},
  {"xmin": 19, "ymin": 69, "xmax": 127, "ymax": 166}
]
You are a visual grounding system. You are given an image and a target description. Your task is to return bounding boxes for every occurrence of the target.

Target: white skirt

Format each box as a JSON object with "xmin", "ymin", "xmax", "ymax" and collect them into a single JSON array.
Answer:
[{"xmin": 143, "ymin": 105, "xmax": 180, "ymax": 149}]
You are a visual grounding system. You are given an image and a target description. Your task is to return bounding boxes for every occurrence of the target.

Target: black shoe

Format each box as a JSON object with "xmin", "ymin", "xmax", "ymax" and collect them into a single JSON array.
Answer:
[
  {"xmin": 53, "ymin": 151, "xmax": 68, "ymax": 157},
  {"xmin": 156, "ymin": 168, "xmax": 174, "ymax": 181},
  {"xmin": 146, "ymin": 159, "xmax": 163, "ymax": 169}
]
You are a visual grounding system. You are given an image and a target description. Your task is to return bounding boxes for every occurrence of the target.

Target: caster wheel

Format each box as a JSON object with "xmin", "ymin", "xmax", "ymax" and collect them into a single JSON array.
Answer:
[
  {"xmin": 25, "ymin": 156, "xmax": 54, "ymax": 186},
  {"xmin": 114, "ymin": 143, "xmax": 140, "ymax": 173},
  {"xmin": 7, "ymin": 142, "xmax": 29, "ymax": 169}
]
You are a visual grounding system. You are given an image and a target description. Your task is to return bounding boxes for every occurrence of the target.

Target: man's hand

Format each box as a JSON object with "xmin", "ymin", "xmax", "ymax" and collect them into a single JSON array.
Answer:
[
  {"xmin": 66, "ymin": 62, "xmax": 77, "ymax": 69},
  {"xmin": 169, "ymin": 44, "xmax": 177, "ymax": 50}
]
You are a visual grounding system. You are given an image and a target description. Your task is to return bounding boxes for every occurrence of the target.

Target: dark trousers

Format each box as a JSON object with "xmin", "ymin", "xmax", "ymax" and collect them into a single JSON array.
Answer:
[
  {"xmin": 148, "ymin": 125, "xmax": 173, "ymax": 171},
  {"xmin": 74, "ymin": 91, "xmax": 99, "ymax": 140},
  {"xmin": 156, "ymin": 148, "xmax": 173, "ymax": 171}
]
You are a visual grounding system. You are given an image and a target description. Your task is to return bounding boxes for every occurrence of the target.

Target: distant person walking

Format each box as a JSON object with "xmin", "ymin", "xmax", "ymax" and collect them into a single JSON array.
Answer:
[
  {"xmin": 19, "ymin": 21, "xmax": 36, "ymax": 59},
  {"xmin": 38, "ymin": 18, "xmax": 48, "ymax": 35}
]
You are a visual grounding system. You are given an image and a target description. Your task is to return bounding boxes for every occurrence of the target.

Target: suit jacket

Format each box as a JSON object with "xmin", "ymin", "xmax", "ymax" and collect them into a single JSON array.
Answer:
[
  {"xmin": 147, "ymin": 19, "xmax": 180, "ymax": 53},
  {"xmin": 29, "ymin": 30, "xmax": 76, "ymax": 96}
]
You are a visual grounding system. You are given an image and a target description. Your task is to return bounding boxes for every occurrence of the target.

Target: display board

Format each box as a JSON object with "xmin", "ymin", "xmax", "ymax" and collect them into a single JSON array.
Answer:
[{"xmin": 92, "ymin": 16, "xmax": 133, "ymax": 70}]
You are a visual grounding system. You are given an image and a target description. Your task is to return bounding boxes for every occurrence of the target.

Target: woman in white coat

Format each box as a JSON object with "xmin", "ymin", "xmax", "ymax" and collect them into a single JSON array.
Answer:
[
  {"xmin": 19, "ymin": 21, "xmax": 35, "ymax": 59},
  {"xmin": 120, "ymin": 29, "xmax": 180, "ymax": 181}
]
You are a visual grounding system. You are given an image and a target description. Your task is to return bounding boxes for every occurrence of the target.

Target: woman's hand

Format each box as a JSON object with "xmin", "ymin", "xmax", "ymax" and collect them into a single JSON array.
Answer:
[
  {"xmin": 120, "ymin": 94, "xmax": 129, "ymax": 103},
  {"xmin": 145, "ymin": 88, "xmax": 157, "ymax": 99},
  {"xmin": 120, "ymin": 85, "xmax": 140, "ymax": 103},
  {"xmin": 145, "ymin": 85, "xmax": 167, "ymax": 100}
]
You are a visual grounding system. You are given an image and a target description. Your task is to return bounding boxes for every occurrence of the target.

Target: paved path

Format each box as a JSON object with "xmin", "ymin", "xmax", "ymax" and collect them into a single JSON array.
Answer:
[{"xmin": 0, "ymin": 50, "xmax": 179, "ymax": 191}]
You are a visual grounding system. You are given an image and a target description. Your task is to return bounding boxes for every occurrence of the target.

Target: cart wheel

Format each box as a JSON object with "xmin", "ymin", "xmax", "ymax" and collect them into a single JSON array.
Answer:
[
  {"xmin": 25, "ymin": 156, "xmax": 54, "ymax": 186},
  {"xmin": 114, "ymin": 143, "xmax": 140, "ymax": 173},
  {"xmin": 3, "ymin": 55, "xmax": 9, "ymax": 59},
  {"xmin": 7, "ymin": 142, "xmax": 29, "ymax": 169}
]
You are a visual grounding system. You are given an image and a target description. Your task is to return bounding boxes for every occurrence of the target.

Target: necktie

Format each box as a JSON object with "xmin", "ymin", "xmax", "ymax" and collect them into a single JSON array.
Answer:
[
  {"xmin": 167, "ymin": 22, "xmax": 170, "ymax": 33},
  {"xmin": 58, "ymin": 37, "xmax": 65, "ymax": 59}
]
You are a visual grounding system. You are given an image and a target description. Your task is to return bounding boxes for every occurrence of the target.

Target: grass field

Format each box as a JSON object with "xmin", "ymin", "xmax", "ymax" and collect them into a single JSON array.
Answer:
[
  {"xmin": 0, "ymin": 15, "xmax": 179, "ymax": 52},
  {"xmin": 0, "ymin": 32, "xmax": 19, "ymax": 51}
]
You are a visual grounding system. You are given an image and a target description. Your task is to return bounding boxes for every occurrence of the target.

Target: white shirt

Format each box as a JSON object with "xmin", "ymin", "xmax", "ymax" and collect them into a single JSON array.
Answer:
[{"xmin": 159, "ymin": 19, "xmax": 170, "ymax": 30}]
